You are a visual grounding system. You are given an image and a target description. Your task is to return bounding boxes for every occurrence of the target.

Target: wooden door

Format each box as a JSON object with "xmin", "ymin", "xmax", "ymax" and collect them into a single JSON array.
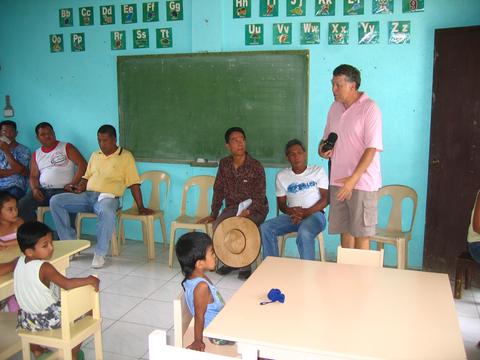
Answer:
[{"xmin": 423, "ymin": 26, "xmax": 480, "ymax": 276}]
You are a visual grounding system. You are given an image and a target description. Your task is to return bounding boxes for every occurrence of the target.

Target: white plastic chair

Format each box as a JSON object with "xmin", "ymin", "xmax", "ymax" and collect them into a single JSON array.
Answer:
[{"xmin": 337, "ymin": 246, "xmax": 384, "ymax": 268}]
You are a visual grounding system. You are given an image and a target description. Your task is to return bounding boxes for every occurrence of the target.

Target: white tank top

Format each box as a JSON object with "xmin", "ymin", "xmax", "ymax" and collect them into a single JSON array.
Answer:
[
  {"xmin": 468, "ymin": 191, "xmax": 480, "ymax": 244},
  {"xmin": 14, "ymin": 255, "xmax": 58, "ymax": 313},
  {"xmin": 35, "ymin": 141, "xmax": 75, "ymax": 189}
]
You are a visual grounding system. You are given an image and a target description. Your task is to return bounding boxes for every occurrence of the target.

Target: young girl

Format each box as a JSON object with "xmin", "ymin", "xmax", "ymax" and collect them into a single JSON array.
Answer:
[
  {"xmin": 0, "ymin": 221, "xmax": 99, "ymax": 360},
  {"xmin": 175, "ymin": 232, "xmax": 233, "ymax": 351},
  {"xmin": 0, "ymin": 191, "xmax": 24, "ymax": 313},
  {"xmin": 0, "ymin": 191, "xmax": 24, "ymax": 249}
]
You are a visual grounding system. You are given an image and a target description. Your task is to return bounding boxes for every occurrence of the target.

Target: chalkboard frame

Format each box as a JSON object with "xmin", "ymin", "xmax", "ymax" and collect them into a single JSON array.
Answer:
[{"xmin": 117, "ymin": 50, "xmax": 309, "ymax": 167}]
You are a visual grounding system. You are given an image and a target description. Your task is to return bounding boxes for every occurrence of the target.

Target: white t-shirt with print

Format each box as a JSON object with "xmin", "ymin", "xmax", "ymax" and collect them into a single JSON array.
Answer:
[{"xmin": 275, "ymin": 165, "xmax": 328, "ymax": 209}]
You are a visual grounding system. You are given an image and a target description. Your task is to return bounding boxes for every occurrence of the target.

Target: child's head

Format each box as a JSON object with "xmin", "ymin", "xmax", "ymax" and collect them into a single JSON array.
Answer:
[
  {"xmin": 175, "ymin": 232, "xmax": 216, "ymax": 284},
  {"xmin": 17, "ymin": 221, "xmax": 54, "ymax": 258},
  {"xmin": 0, "ymin": 191, "xmax": 18, "ymax": 222}
]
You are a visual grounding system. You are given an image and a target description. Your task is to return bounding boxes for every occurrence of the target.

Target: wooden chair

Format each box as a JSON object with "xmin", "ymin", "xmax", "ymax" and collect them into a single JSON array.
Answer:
[
  {"xmin": 149, "ymin": 329, "xmax": 237, "ymax": 360},
  {"xmin": 75, "ymin": 210, "xmax": 120, "ymax": 256},
  {"xmin": 173, "ymin": 292, "xmax": 237, "ymax": 357},
  {"xmin": 18, "ymin": 283, "xmax": 103, "ymax": 360},
  {"xmin": 337, "ymin": 246, "xmax": 384, "ymax": 268},
  {"xmin": 36, "ymin": 206, "xmax": 51, "ymax": 222},
  {"xmin": 0, "ymin": 312, "xmax": 21, "ymax": 359},
  {"xmin": 454, "ymin": 250, "xmax": 478, "ymax": 299},
  {"xmin": 168, "ymin": 176, "xmax": 215, "ymax": 268},
  {"xmin": 370, "ymin": 185, "xmax": 418, "ymax": 269},
  {"xmin": 118, "ymin": 171, "xmax": 170, "ymax": 260}
]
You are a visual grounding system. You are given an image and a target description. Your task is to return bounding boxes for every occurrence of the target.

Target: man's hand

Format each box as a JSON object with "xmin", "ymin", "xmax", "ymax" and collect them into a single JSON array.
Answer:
[
  {"xmin": 63, "ymin": 184, "xmax": 76, "ymax": 193},
  {"xmin": 287, "ymin": 207, "xmax": 305, "ymax": 224},
  {"xmin": 187, "ymin": 339, "xmax": 205, "ymax": 352},
  {"xmin": 32, "ymin": 188, "xmax": 45, "ymax": 202},
  {"xmin": 239, "ymin": 209, "xmax": 250, "ymax": 218},
  {"xmin": 88, "ymin": 275, "xmax": 100, "ymax": 292},
  {"xmin": 335, "ymin": 176, "xmax": 356, "ymax": 201},
  {"xmin": 138, "ymin": 206, "xmax": 154, "ymax": 215},
  {"xmin": 0, "ymin": 141, "xmax": 10, "ymax": 153},
  {"xmin": 197, "ymin": 215, "xmax": 216, "ymax": 224},
  {"xmin": 72, "ymin": 181, "xmax": 87, "ymax": 193},
  {"xmin": 318, "ymin": 140, "xmax": 333, "ymax": 159}
]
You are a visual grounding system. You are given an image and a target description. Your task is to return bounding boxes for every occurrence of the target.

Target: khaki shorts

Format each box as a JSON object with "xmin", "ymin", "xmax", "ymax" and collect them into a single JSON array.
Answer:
[{"xmin": 328, "ymin": 186, "xmax": 378, "ymax": 237}]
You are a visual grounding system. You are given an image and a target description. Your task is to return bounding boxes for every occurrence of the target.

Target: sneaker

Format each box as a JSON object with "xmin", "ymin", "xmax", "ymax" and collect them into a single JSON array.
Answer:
[{"xmin": 91, "ymin": 254, "xmax": 105, "ymax": 269}]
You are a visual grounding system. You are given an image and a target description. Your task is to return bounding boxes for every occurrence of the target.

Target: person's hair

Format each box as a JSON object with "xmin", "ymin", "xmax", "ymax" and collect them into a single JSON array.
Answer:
[
  {"xmin": 224, "ymin": 127, "xmax": 246, "ymax": 144},
  {"xmin": 0, "ymin": 191, "xmax": 16, "ymax": 212},
  {"xmin": 17, "ymin": 221, "xmax": 52, "ymax": 253},
  {"xmin": 97, "ymin": 124, "xmax": 117, "ymax": 138},
  {"xmin": 0, "ymin": 120, "xmax": 17, "ymax": 131},
  {"xmin": 175, "ymin": 232, "xmax": 213, "ymax": 289},
  {"xmin": 285, "ymin": 139, "xmax": 305, "ymax": 155},
  {"xmin": 35, "ymin": 122, "xmax": 54, "ymax": 135},
  {"xmin": 333, "ymin": 64, "xmax": 361, "ymax": 90}
]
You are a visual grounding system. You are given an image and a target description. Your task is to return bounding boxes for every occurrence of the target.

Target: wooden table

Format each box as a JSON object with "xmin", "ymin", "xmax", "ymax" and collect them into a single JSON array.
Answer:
[
  {"xmin": 205, "ymin": 257, "xmax": 466, "ymax": 360},
  {"xmin": 0, "ymin": 240, "xmax": 90, "ymax": 359}
]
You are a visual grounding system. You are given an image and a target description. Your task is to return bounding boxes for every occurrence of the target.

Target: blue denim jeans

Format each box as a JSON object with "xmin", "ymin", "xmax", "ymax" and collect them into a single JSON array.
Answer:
[
  {"xmin": 468, "ymin": 242, "xmax": 480, "ymax": 264},
  {"xmin": 18, "ymin": 188, "xmax": 66, "ymax": 222},
  {"xmin": 260, "ymin": 212, "xmax": 326, "ymax": 260},
  {"xmin": 50, "ymin": 191, "xmax": 119, "ymax": 256}
]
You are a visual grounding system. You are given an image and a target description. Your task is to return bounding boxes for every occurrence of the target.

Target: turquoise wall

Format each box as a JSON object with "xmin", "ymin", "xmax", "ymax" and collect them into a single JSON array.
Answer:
[{"xmin": 1, "ymin": 0, "xmax": 479, "ymax": 268}]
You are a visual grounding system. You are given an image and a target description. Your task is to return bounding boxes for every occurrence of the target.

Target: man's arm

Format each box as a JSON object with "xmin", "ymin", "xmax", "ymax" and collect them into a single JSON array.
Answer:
[
  {"xmin": 65, "ymin": 144, "xmax": 87, "ymax": 189},
  {"xmin": 198, "ymin": 167, "xmax": 224, "ymax": 224},
  {"xmin": 129, "ymin": 183, "xmax": 154, "ymax": 215},
  {"xmin": 303, "ymin": 188, "xmax": 329, "ymax": 217},
  {"xmin": 335, "ymin": 148, "xmax": 377, "ymax": 201},
  {"xmin": 29, "ymin": 156, "xmax": 45, "ymax": 201},
  {"xmin": 0, "ymin": 142, "xmax": 29, "ymax": 177}
]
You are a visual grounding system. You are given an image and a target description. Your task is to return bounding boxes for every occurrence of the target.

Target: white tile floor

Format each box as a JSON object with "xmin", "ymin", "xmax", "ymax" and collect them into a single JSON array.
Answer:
[{"xmin": 7, "ymin": 240, "xmax": 480, "ymax": 359}]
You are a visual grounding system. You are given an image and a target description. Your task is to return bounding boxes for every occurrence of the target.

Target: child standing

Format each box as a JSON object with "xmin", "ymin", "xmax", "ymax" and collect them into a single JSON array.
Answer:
[
  {"xmin": 0, "ymin": 191, "xmax": 24, "ymax": 249},
  {"xmin": 0, "ymin": 221, "xmax": 99, "ymax": 359},
  {"xmin": 175, "ymin": 232, "xmax": 232, "ymax": 351}
]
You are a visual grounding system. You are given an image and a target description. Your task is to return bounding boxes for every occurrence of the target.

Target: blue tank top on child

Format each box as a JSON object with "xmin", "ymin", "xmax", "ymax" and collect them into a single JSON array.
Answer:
[{"xmin": 183, "ymin": 277, "xmax": 225, "ymax": 328}]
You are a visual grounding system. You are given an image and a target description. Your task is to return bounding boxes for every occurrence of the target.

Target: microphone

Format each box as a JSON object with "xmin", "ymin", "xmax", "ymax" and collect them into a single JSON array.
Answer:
[{"xmin": 322, "ymin": 132, "xmax": 338, "ymax": 152}]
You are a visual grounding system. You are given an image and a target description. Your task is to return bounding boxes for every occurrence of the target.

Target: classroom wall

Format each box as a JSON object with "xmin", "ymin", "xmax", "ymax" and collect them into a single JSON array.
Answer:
[{"xmin": 0, "ymin": 0, "xmax": 479, "ymax": 268}]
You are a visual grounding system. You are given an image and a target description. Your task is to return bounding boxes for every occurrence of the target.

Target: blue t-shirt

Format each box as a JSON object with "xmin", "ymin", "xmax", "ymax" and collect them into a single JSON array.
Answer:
[
  {"xmin": 0, "ymin": 143, "xmax": 31, "ymax": 191},
  {"xmin": 183, "ymin": 277, "xmax": 225, "ymax": 328}
]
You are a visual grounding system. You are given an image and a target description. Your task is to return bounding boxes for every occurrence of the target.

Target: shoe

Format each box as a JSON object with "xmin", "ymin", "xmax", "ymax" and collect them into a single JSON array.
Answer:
[
  {"xmin": 91, "ymin": 254, "xmax": 105, "ymax": 269},
  {"xmin": 237, "ymin": 269, "xmax": 252, "ymax": 280},
  {"xmin": 216, "ymin": 265, "xmax": 234, "ymax": 275}
]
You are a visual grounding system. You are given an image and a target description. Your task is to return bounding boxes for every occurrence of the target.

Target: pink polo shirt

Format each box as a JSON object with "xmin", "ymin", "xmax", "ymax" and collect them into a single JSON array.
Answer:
[{"xmin": 323, "ymin": 93, "xmax": 382, "ymax": 192}]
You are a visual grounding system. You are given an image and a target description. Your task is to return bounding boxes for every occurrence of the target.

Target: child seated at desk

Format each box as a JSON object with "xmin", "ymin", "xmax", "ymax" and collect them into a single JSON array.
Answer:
[
  {"xmin": 175, "ymin": 232, "xmax": 234, "ymax": 351},
  {"xmin": 0, "ymin": 221, "xmax": 99, "ymax": 360},
  {"xmin": 0, "ymin": 191, "xmax": 24, "ymax": 313}
]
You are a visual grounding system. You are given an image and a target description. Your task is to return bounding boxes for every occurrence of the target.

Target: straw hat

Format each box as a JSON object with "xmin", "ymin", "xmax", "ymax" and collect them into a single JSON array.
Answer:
[{"xmin": 213, "ymin": 217, "xmax": 261, "ymax": 268}]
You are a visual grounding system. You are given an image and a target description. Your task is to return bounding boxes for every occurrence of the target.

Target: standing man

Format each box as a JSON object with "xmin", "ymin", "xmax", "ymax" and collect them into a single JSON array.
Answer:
[
  {"xmin": 198, "ymin": 127, "xmax": 268, "ymax": 279},
  {"xmin": 261, "ymin": 139, "xmax": 328, "ymax": 260},
  {"xmin": 18, "ymin": 122, "xmax": 87, "ymax": 221},
  {"xmin": 50, "ymin": 125, "xmax": 153, "ymax": 268},
  {"xmin": 0, "ymin": 120, "xmax": 31, "ymax": 199},
  {"xmin": 319, "ymin": 64, "xmax": 382, "ymax": 250}
]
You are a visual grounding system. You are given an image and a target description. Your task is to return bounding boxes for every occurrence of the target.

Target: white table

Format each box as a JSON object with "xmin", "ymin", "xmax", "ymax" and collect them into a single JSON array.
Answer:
[{"xmin": 205, "ymin": 257, "xmax": 466, "ymax": 360}]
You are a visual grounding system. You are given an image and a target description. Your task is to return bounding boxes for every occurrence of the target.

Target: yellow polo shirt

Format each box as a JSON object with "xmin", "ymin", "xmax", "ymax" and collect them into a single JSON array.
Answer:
[{"xmin": 83, "ymin": 147, "xmax": 140, "ymax": 196}]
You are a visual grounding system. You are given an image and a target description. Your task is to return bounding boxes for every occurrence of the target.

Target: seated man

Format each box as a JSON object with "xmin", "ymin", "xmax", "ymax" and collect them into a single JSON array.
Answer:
[
  {"xmin": 0, "ymin": 120, "xmax": 31, "ymax": 199},
  {"xmin": 50, "ymin": 124, "xmax": 153, "ymax": 268},
  {"xmin": 198, "ymin": 127, "xmax": 268, "ymax": 279},
  {"xmin": 261, "ymin": 139, "xmax": 328, "ymax": 260},
  {"xmin": 19, "ymin": 122, "xmax": 87, "ymax": 222}
]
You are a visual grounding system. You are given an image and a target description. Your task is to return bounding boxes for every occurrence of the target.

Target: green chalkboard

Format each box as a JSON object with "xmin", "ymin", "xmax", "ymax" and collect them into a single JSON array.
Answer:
[{"xmin": 117, "ymin": 50, "xmax": 309, "ymax": 167}]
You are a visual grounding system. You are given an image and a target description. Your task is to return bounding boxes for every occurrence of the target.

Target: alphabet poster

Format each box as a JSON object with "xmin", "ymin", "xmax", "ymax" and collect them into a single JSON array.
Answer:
[
  {"xmin": 100, "ymin": 5, "xmax": 115, "ymax": 25},
  {"xmin": 315, "ymin": 0, "xmax": 335, "ymax": 16},
  {"xmin": 79, "ymin": 7, "xmax": 94, "ymax": 26},
  {"xmin": 403, "ymin": 0, "xmax": 424, "ymax": 13},
  {"xmin": 234, "ymin": 0, "xmax": 251, "ymax": 18},
  {"xmin": 287, "ymin": 0, "xmax": 306, "ymax": 16},
  {"xmin": 273, "ymin": 23, "xmax": 292, "ymax": 44},
  {"xmin": 260, "ymin": 0, "xmax": 278, "ymax": 17},
  {"xmin": 358, "ymin": 21, "xmax": 379, "ymax": 44},
  {"xmin": 157, "ymin": 28, "xmax": 173, "ymax": 48},
  {"xmin": 71, "ymin": 33, "xmax": 85, "ymax": 51},
  {"xmin": 121, "ymin": 4, "xmax": 137, "ymax": 24},
  {"xmin": 344, "ymin": 0, "xmax": 364, "ymax": 15},
  {"xmin": 372, "ymin": 0, "xmax": 393, "ymax": 14},
  {"xmin": 59, "ymin": 8, "xmax": 73, "ymax": 27},
  {"xmin": 329, "ymin": 22, "xmax": 349, "ymax": 44},
  {"xmin": 389, "ymin": 21, "xmax": 411, "ymax": 44},
  {"xmin": 111, "ymin": 30, "xmax": 126, "ymax": 50},
  {"xmin": 166, "ymin": 0, "xmax": 183, "ymax": 21},
  {"xmin": 301, "ymin": 22, "xmax": 320, "ymax": 44},
  {"xmin": 143, "ymin": 2, "xmax": 159, "ymax": 22},
  {"xmin": 133, "ymin": 28, "xmax": 149, "ymax": 48},
  {"xmin": 49, "ymin": 34, "xmax": 64, "ymax": 53},
  {"xmin": 245, "ymin": 24, "xmax": 264, "ymax": 45}
]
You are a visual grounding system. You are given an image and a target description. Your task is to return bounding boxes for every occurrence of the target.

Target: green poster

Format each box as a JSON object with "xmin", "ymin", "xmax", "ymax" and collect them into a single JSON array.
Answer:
[
  {"xmin": 59, "ymin": 8, "xmax": 73, "ymax": 27},
  {"xmin": 287, "ymin": 0, "xmax": 306, "ymax": 16},
  {"xmin": 156, "ymin": 28, "xmax": 173, "ymax": 48},
  {"xmin": 245, "ymin": 24, "xmax": 264, "ymax": 45},
  {"xmin": 300, "ymin": 22, "xmax": 320, "ymax": 44},
  {"xmin": 402, "ymin": 0, "xmax": 424, "ymax": 13},
  {"xmin": 111, "ymin": 31, "xmax": 126, "ymax": 50},
  {"xmin": 79, "ymin": 7, "xmax": 94, "ymax": 26},
  {"xmin": 71, "ymin": 33, "xmax": 85, "ymax": 52},
  {"xmin": 389, "ymin": 21, "xmax": 410, "ymax": 44},
  {"xmin": 233, "ymin": 0, "xmax": 251, "ymax": 18},
  {"xmin": 372, "ymin": 0, "xmax": 393, "ymax": 14},
  {"xmin": 133, "ymin": 28, "xmax": 149, "ymax": 48},
  {"xmin": 122, "ymin": 4, "xmax": 137, "ymax": 24},
  {"xmin": 166, "ymin": 0, "xmax": 183, "ymax": 21},
  {"xmin": 260, "ymin": 0, "xmax": 278, "ymax": 17},
  {"xmin": 100, "ymin": 5, "xmax": 115, "ymax": 25},
  {"xmin": 273, "ymin": 23, "xmax": 292, "ymax": 45},
  {"xmin": 344, "ymin": 0, "xmax": 364, "ymax": 15},
  {"xmin": 358, "ymin": 21, "xmax": 379, "ymax": 44},
  {"xmin": 315, "ymin": 0, "xmax": 335, "ymax": 16},
  {"xmin": 328, "ymin": 22, "xmax": 349, "ymax": 44},
  {"xmin": 49, "ymin": 34, "xmax": 64, "ymax": 53},
  {"xmin": 143, "ymin": 2, "xmax": 159, "ymax": 22}
]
